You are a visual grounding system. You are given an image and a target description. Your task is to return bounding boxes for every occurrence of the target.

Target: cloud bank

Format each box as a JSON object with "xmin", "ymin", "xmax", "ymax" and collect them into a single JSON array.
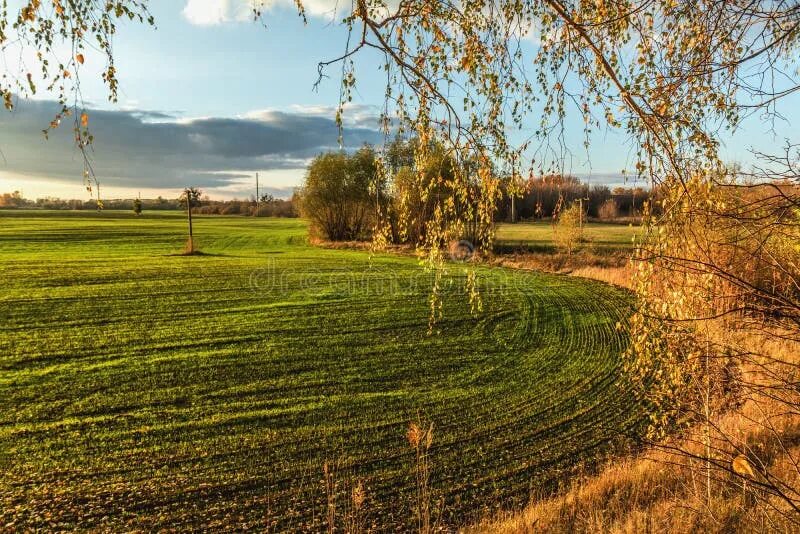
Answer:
[{"xmin": 0, "ymin": 99, "xmax": 383, "ymax": 192}]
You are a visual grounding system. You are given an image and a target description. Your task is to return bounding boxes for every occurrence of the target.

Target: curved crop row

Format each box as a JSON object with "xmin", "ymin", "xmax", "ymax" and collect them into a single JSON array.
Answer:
[{"xmin": 0, "ymin": 213, "xmax": 645, "ymax": 531}]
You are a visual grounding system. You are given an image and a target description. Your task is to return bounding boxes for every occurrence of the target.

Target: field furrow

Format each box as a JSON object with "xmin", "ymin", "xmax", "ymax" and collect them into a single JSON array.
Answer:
[{"xmin": 0, "ymin": 212, "xmax": 645, "ymax": 531}]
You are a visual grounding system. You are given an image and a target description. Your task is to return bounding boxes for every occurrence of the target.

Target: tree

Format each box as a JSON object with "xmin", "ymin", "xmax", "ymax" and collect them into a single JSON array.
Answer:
[
  {"xmin": 132, "ymin": 198, "xmax": 142, "ymax": 216},
  {"xmin": 380, "ymin": 136, "xmax": 496, "ymax": 248},
  {"xmin": 383, "ymin": 137, "xmax": 455, "ymax": 245},
  {"xmin": 179, "ymin": 187, "xmax": 202, "ymax": 253},
  {"xmin": 552, "ymin": 202, "xmax": 583, "ymax": 255},
  {"xmin": 299, "ymin": 146, "xmax": 382, "ymax": 241},
  {"xmin": 0, "ymin": 191, "xmax": 30, "ymax": 208},
  {"xmin": 179, "ymin": 187, "xmax": 202, "ymax": 210},
  {"xmin": 625, "ymin": 169, "xmax": 800, "ymax": 519}
]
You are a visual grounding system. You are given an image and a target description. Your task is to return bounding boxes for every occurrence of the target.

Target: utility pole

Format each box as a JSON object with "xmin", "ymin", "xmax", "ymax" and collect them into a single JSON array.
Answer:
[
  {"xmin": 255, "ymin": 172, "xmax": 259, "ymax": 213},
  {"xmin": 509, "ymin": 156, "xmax": 518, "ymax": 223},
  {"xmin": 578, "ymin": 195, "xmax": 589, "ymax": 235},
  {"xmin": 578, "ymin": 176, "xmax": 590, "ymax": 235}
]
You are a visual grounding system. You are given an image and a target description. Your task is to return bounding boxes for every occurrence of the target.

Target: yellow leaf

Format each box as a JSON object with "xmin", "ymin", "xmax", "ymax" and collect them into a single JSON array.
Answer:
[
  {"xmin": 732, "ymin": 455, "xmax": 755, "ymax": 478},
  {"xmin": 76, "ymin": 53, "xmax": 84, "ymax": 65},
  {"xmin": 80, "ymin": 112, "xmax": 89, "ymax": 128}
]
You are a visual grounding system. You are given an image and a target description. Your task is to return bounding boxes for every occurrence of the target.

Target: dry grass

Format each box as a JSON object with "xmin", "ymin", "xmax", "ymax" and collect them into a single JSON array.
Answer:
[
  {"xmin": 178, "ymin": 236, "xmax": 207, "ymax": 256},
  {"xmin": 489, "ymin": 252, "xmax": 633, "ymax": 289},
  {"xmin": 471, "ymin": 419, "xmax": 799, "ymax": 533},
  {"xmin": 569, "ymin": 265, "xmax": 633, "ymax": 289},
  {"xmin": 469, "ymin": 328, "xmax": 800, "ymax": 534}
]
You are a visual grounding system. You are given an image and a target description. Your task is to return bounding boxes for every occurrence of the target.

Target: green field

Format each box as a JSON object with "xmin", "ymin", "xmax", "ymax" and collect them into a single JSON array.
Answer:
[
  {"xmin": 495, "ymin": 221, "xmax": 638, "ymax": 253},
  {"xmin": 0, "ymin": 211, "xmax": 645, "ymax": 531}
]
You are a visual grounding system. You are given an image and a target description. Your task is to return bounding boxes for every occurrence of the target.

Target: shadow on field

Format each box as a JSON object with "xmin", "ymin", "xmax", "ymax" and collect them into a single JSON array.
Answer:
[{"xmin": 163, "ymin": 251, "xmax": 230, "ymax": 258}]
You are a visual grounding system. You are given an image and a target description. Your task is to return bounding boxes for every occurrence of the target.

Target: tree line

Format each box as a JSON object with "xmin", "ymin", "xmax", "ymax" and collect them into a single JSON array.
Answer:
[
  {"xmin": 0, "ymin": 191, "xmax": 298, "ymax": 217},
  {"xmin": 298, "ymin": 138, "xmax": 654, "ymax": 243},
  {"xmin": 495, "ymin": 176, "xmax": 652, "ymax": 222}
]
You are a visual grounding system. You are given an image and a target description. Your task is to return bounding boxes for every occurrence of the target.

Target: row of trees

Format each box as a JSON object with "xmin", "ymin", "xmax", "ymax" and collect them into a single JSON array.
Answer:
[
  {"xmin": 298, "ymin": 138, "xmax": 650, "ymax": 244},
  {"xmin": 299, "ymin": 138, "xmax": 492, "ymax": 245},
  {"xmin": 0, "ymin": 191, "xmax": 30, "ymax": 208},
  {"xmin": 194, "ymin": 195, "xmax": 297, "ymax": 217},
  {"xmin": 0, "ymin": 192, "xmax": 298, "ymax": 217},
  {"xmin": 495, "ymin": 176, "xmax": 651, "ymax": 221}
]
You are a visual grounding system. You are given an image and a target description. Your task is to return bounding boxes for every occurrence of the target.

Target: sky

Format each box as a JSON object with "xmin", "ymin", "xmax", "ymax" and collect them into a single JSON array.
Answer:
[{"xmin": 0, "ymin": 0, "xmax": 798, "ymax": 200}]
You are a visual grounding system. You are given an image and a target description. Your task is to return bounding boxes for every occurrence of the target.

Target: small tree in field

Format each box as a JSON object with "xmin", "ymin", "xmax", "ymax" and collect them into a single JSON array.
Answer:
[
  {"xmin": 553, "ymin": 202, "xmax": 583, "ymax": 255},
  {"xmin": 179, "ymin": 187, "xmax": 202, "ymax": 253},
  {"xmin": 132, "ymin": 197, "xmax": 142, "ymax": 216}
]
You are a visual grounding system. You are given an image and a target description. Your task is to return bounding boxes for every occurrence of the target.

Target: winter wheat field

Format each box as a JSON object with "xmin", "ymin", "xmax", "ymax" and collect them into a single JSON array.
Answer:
[{"xmin": 0, "ymin": 211, "xmax": 646, "ymax": 531}]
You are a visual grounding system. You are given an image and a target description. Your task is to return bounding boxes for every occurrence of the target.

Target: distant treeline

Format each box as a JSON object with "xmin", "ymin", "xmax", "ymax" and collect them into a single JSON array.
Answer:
[
  {"xmin": 195, "ymin": 195, "xmax": 298, "ymax": 217},
  {"xmin": 0, "ymin": 191, "xmax": 298, "ymax": 217},
  {"xmin": 495, "ymin": 175, "xmax": 654, "ymax": 221},
  {"xmin": 3, "ymin": 173, "xmax": 652, "ymax": 225}
]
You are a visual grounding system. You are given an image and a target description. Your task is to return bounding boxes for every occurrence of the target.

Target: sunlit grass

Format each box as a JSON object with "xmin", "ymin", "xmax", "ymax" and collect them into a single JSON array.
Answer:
[
  {"xmin": 0, "ymin": 210, "xmax": 645, "ymax": 531},
  {"xmin": 495, "ymin": 221, "xmax": 638, "ymax": 253}
]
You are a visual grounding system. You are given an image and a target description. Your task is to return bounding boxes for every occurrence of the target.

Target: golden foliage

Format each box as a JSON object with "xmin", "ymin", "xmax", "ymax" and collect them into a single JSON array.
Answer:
[{"xmin": 552, "ymin": 202, "xmax": 584, "ymax": 255}]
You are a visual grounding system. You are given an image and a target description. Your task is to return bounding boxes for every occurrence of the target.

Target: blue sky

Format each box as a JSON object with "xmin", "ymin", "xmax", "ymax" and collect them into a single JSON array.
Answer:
[{"xmin": 0, "ymin": 0, "xmax": 797, "ymax": 200}]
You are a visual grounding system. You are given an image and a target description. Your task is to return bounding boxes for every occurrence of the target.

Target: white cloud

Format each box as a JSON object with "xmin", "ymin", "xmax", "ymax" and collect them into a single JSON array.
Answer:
[
  {"xmin": 290, "ymin": 0, "xmax": 348, "ymax": 18},
  {"xmin": 181, "ymin": 0, "xmax": 348, "ymax": 25},
  {"xmin": 182, "ymin": 0, "xmax": 252, "ymax": 26}
]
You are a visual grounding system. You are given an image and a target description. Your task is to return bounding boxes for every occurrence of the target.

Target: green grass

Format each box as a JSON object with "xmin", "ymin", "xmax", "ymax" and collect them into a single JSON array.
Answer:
[
  {"xmin": 495, "ymin": 221, "xmax": 639, "ymax": 253},
  {"xmin": 0, "ymin": 210, "xmax": 645, "ymax": 531}
]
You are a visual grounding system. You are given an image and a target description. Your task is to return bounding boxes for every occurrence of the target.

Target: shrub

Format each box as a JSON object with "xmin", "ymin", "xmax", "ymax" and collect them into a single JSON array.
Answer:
[
  {"xmin": 220, "ymin": 202, "xmax": 241, "ymax": 215},
  {"xmin": 299, "ymin": 146, "xmax": 380, "ymax": 241},
  {"xmin": 254, "ymin": 198, "xmax": 296, "ymax": 217}
]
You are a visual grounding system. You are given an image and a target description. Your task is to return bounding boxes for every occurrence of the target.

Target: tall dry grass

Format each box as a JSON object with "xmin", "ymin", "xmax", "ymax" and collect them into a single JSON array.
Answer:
[
  {"xmin": 408, "ymin": 420, "xmax": 436, "ymax": 534},
  {"xmin": 469, "ymin": 326, "xmax": 800, "ymax": 533},
  {"xmin": 569, "ymin": 265, "xmax": 633, "ymax": 289},
  {"xmin": 319, "ymin": 459, "xmax": 370, "ymax": 534}
]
